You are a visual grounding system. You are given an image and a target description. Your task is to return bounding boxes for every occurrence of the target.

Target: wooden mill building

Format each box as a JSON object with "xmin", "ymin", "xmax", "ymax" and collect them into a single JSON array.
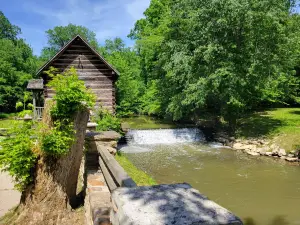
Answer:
[{"xmin": 28, "ymin": 35, "xmax": 118, "ymax": 117}]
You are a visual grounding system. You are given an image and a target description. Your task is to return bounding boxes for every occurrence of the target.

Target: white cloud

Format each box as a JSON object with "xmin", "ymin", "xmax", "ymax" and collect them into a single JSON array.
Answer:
[{"xmin": 23, "ymin": 0, "xmax": 150, "ymax": 43}]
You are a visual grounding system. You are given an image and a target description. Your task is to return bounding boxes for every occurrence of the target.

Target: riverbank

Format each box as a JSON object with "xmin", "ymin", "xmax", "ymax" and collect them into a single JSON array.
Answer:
[
  {"xmin": 212, "ymin": 108, "xmax": 300, "ymax": 163},
  {"xmin": 115, "ymin": 152, "xmax": 157, "ymax": 186}
]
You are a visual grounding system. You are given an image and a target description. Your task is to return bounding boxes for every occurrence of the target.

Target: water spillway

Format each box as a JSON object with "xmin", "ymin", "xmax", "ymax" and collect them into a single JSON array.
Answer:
[{"xmin": 126, "ymin": 128, "xmax": 205, "ymax": 145}]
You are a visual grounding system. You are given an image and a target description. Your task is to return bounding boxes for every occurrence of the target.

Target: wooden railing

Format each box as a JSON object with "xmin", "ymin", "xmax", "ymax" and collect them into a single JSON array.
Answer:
[
  {"xmin": 98, "ymin": 147, "xmax": 136, "ymax": 191},
  {"xmin": 34, "ymin": 107, "xmax": 44, "ymax": 120}
]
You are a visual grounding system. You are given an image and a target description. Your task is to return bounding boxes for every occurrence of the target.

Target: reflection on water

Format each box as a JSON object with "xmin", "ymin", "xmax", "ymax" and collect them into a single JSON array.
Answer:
[{"xmin": 120, "ymin": 143, "xmax": 300, "ymax": 225}]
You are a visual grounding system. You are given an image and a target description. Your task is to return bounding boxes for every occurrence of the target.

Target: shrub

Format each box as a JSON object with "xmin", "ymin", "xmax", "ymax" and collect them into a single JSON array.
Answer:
[
  {"xmin": 41, "ymin": 67, "xmax": 96, "ymax": 156},
  {"xmin": 47, "ymin": 67, "xmax": 95, "ymax": 119},
  {"xmin": 17, "ymin": 110, "xmax": 33, "ymax": 118},
  {"xmin": 41, "ymin": 122, "xmax": 74, "ymax": 156},
  {"xmin": 0, "ymin": 113, "xmax": 10, "ymax": 119},
  {"xmin": 94, "ymin": 108, "xmax": 121, "ymax": 132},
  {"xmin": 0, "ymin": 121, "xmax": 37, "ymax": 191}
]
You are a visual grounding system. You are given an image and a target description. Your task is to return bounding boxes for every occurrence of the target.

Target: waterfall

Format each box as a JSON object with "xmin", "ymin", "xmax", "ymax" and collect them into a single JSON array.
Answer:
[{"xmin": 126, "ymin": 128, "xmax": 205, "ymax": 145}]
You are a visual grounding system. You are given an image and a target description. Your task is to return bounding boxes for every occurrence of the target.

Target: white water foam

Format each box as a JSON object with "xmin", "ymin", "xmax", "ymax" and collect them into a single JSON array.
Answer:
[{"xmin": 126, "ymin": 128, "xmax": 205, "ymax": 145}]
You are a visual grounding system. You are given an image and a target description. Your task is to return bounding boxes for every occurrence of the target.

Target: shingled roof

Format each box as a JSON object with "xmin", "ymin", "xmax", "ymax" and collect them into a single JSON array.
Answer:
[
  {"xmin": 36, "ymin": 35, "xmax": 119, "ymax": 77},
  {"xmin": 27, "ymin": 79, "xmax": 44, "ymax": 90}
]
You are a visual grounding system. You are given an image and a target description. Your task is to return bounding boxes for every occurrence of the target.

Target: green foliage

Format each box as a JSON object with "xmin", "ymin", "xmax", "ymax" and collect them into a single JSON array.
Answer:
[
  {"xmin": 99, "ymin": 38, "xmax": 145, "ymax": 116},
  {"xmin": 17, "ymin": 110, "xmax": 33, "ymax": 118},
  {"xmin": 0, "ymin": 11, "xmax": 20, "ymax": 40},
  {"xmin": 0, "ymin": 121, "xmax": 37, "ymax": 190},
  {"xmin": 15, "ymin": 101, "xmax": 23, "ymax": 110},
  {"xmin": 94, "ymin": 108, "xmax": 121, "ymax": 132},
  {"xmin": 41, "ymin": 122, "xmax": 74, "ymax": 156},
  {"xmin": 115, "ymin": 152, "xmax": 157, "ymax": 186},
  {"xmin": 40, "ymin": 24, "xmax": 99, "ymax": 61},
  {"xmin": 129, "ymin": 0, "xmax": 300, "ymax": 131},
  {"xmin": 41, "ymin": 68, "xmax": 95, "ymax": 156},
  {"xmin": 47, "ymin": 67, "xmax": 95, "ymax": 119},
  {"xmin": 0, "ymin": 113, "xmax": 10, "ymax": 119},
  {"xmin": 0, "ymin": 11, "xmax": 38, "ymax": 113}
]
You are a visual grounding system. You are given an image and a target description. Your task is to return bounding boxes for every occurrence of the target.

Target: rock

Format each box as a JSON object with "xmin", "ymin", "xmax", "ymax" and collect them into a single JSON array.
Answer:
[
  {"xmin": 285, "ymin": 157, "xmax": 298, "ymax": 162},
  {"xmin": 278, "ymin": 149, "xmax": 287, "ymax": 157},
  {"xmin": 287, "ymin": 153, "xmax": 295, "ymax": 158},
  {"xmin": 121, "ymin": 122, "xmax": 130, "ymax": 132},
  {"xmin": 23, "ymin": 114, "xmax": 32, "ymax": 121},
  {"xmin": 86, "ymin": 131, "xmax": 121, "ymax": 142},
  {"xmin": 265, "ymin": 152, "xmax": 273, "ymax": 156},
  {"xmin": 233, "ymin": 143, "xmax": 245, "ymax": 150},
  {"xmin": 245, "ymin": 150, "xmax": 260, "ymax": 156},
  {"xmin": 243, "ymin": 145, "xmax": 256, "ymax": 152},
  {"xmin": 87, "ymin": 122, "xmax": 98, "ymax": 131}
]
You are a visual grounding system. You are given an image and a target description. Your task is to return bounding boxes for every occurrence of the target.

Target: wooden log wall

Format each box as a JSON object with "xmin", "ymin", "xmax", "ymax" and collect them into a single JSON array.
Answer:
[{"xmin": 43, "ymin": 38, "xmax": 116, "ymax": 113}]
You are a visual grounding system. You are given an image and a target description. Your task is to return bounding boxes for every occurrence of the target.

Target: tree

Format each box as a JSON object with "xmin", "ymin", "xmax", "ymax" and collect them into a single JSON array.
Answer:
[
  {"xmin": 0, "ymin": 12, "xmax": 38, "ymax": 113},
  {"xmin": 40, "ymin": 24, "xmax": 99, "ymax": 61},
  {"xmin": 99, "ymin": 38, "xmax": 145, "ymax": 116},
  {"xmin": 0, "ymin": 11, "xmax": 20, "ymax": 40},
  {"xmin": 130, "ymin": 0, "xmax": 299, "ymax": 132}
]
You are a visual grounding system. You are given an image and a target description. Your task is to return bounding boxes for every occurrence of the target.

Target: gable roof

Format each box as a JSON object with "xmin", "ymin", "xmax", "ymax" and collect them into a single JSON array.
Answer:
[{"xmin": 36, "ymin": 35, "xmax": 119, "ymax": 77}]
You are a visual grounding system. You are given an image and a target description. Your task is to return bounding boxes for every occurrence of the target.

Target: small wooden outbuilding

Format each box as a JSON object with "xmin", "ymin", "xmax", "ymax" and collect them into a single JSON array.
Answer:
[{"xmin": 29, "ymin": 35, "xmax": 119, "ymax": 117}]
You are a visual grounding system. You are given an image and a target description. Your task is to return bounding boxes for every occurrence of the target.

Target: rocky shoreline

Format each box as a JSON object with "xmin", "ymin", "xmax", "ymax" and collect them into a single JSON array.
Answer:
[{"xmin": 214, "ymin": 134, "xmax": 300, "ymax": 163}]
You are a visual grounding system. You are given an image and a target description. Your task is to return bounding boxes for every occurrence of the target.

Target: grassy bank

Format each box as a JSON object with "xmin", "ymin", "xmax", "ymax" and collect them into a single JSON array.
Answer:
[
  {"xmin": 236, "ymin": 108, "xmax": 300, "ymax": 152},
  {"xmin": 115, "ymin": 152, "xmax": 157, "ymax": 186}
]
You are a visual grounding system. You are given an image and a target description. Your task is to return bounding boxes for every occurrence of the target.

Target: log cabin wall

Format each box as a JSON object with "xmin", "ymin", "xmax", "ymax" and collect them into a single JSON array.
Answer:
[{"xmin": 40, "ymin": 36, "xmax": 117, "ymax": 113}]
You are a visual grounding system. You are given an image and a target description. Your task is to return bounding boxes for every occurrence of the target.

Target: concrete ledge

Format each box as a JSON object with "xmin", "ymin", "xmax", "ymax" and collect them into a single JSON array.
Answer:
[
  {"xmin": 111, "ymin": 183, "xmax": 243, "ymax": 225},
  {"xmin": 86, "ymin": 131, "xmax": 121, "ymax": 142}
]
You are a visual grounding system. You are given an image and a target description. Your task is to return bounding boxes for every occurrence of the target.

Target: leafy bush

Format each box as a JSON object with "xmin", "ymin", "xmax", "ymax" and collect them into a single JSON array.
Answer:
[
  {"xmin": 17, "ymin": 110, "xmax": 33, "ymax": 118},
  {"xmin": 94, "ymin": 108, "xmax": 121, "ymax": 132},
  {"xmin": 0, "ymin": 122, "xmax": 37, "ymax": 190},
  {"xmin": 41, "ymin": 67, "xmax": 95, "ymax": 156},
  {"xmin": 0, "ymin": 113, "xmax": 10, "ymax": 119},
  {"xmin": 41, "ymin": 122, "xmax": 74, "ymax": 156},
  {"xmin": 47, "ymin": 67, "xmax": 95, "ymax": 119}
]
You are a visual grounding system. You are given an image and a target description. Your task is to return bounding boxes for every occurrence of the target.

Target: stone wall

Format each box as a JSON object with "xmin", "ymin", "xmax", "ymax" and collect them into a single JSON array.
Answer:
[{"xmin": 84, "ymin": 131, "xmax": 121, "ymax": 225}]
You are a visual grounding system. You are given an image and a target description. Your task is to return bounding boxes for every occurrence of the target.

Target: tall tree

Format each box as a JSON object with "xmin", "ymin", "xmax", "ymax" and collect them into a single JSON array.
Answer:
[
  {"xmin": 40, "ymin": 24, "xmax": 99, "ymax": 61},
  {"xmin": 0, "ymin": 11, "xmax": 20, "ymax": 40},
  {"xmin": 99, "ymin": 38, "xmax": 145, "ymax": 116},
  {"xmin": 130, "ymin": 0, "xmax": 299, "ymax": 131},
  {"xmin": 0, "ymin": 11, "xmax": 38, "ymax": 113}
]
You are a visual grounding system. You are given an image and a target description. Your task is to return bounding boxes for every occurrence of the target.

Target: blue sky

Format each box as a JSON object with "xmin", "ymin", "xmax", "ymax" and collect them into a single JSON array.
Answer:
[{"xmin": 1, "ymin": 0, "xmax": 151, "ymax": 56}]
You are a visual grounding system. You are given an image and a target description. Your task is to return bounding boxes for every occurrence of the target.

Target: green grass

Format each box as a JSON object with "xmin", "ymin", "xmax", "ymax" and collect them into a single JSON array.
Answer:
[
  {"xmin": 236, "ymin": 108, "xmax": 300, "ymax": 152},
  {"xmin": 0, "ymin": 119, "xmax": 17, "ymax": 129},
  {"xmin": 115, "ymin": 152, "xmax": 157, "ymax": 186}
]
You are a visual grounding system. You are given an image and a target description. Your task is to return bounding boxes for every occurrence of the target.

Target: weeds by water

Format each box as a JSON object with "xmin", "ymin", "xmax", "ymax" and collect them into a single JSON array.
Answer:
[{"xmin": 115, "ymin": 152, "xmax": 157, "ymax": 186}]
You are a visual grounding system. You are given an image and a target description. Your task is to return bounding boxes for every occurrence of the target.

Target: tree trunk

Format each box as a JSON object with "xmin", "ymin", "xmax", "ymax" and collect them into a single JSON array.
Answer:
[{"xmin": 14, "ymin": 100, "xmax": 89, "ymax": 225}]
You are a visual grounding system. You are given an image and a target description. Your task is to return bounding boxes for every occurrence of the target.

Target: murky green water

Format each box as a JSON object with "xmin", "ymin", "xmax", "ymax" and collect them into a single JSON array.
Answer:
[{"xmin": 120, "ymin": 143, "xmax": 300, "ymax": 225}]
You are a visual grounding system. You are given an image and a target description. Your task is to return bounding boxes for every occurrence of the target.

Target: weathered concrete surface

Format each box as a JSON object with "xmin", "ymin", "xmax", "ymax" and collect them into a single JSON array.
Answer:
[
  {"xmin": 0, "ymin": 172, "xmax": 21, "ymax": 217},
  {"xmin": 111, "ymin": 183, "xmax": 243, "ymax": 225},
  {"xmin": 86, "ymin": 131, "xmax": 121, "ymax": 142}
]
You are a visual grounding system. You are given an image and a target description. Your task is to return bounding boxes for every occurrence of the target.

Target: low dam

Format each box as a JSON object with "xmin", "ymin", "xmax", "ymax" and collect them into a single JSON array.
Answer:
[{"xmin": 120, "ymin": 128, "xmax": 300, "ymax": 225}]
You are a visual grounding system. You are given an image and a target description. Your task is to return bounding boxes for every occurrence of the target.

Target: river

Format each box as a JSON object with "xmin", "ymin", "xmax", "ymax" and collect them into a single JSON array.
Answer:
[{"xmin": 119, "ymin": 118, "xmax": 300, "ymax": 225}]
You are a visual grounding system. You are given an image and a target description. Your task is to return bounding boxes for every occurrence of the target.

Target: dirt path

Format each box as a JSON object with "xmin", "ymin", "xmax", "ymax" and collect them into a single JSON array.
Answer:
[{"xmin": 0, "ymin": 172, "xmax": 20, "ymax": 217}]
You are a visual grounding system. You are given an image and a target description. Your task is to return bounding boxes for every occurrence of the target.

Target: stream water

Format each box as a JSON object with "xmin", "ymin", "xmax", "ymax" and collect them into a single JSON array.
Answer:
[{"xmin": 119, "ymin": 124, "xmax": 300, "ymax": 225}]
